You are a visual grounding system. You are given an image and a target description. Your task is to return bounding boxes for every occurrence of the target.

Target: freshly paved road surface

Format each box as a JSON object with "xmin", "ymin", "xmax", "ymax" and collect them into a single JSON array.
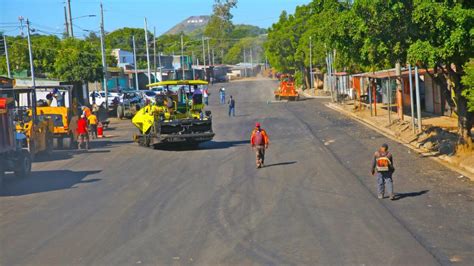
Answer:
[{"xmin": 1, "ymin": 79, "xmax": 473, "ymax": 265}]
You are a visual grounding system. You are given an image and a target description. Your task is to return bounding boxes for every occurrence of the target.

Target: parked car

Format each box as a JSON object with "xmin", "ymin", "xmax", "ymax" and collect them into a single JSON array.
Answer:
[
  {"xmin": 141, "ymin": 90, "xmax": 157, "ymax": 103},
  {"xmin": 89, "ymin": 91, "xmax": 119, "ymax": 110},
  {"xmin": 150, "ymin": 86, "xmax": 166, "ymax": 95},
  {"xmin": 119, "ymin": 91, "xmax": 143, "ymax": 105}
]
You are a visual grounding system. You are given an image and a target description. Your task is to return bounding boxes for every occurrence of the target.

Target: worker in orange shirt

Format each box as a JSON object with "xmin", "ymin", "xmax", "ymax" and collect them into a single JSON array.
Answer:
[
  {"xmin": 250, "ymin": 122, "xmax": 269, "ymax": 168},
  {"xmin": 81, "ymin": 106, "xmax": 92, "ymax": 118}
]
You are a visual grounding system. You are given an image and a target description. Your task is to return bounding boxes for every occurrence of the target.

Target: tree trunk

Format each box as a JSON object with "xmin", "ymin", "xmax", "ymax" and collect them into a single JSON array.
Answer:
[
  {"xmin": 448, "ymin": 69, "xmax": 473, "ymax": 145},
  {"xmin": 304, "ymin": 66, "xmax": 310, "ymax": 90}
]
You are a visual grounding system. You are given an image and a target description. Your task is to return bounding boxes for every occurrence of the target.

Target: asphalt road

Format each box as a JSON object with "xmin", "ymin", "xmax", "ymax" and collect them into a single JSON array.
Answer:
[{"xmin": 1, "ymin": 79, "xmax": 473, "ymax": 265}]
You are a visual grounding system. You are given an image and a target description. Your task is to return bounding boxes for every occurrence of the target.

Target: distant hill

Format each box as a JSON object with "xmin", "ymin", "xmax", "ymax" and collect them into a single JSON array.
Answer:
[{"xmin": 164, "ymin": 15, "xmax": 210, "ymax": 35}]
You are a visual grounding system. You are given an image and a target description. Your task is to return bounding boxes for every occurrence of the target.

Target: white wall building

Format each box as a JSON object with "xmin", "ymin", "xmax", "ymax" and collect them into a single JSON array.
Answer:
[{"xmin": 111, "ymin": 49, "xmax": 134, "ymax": 67}]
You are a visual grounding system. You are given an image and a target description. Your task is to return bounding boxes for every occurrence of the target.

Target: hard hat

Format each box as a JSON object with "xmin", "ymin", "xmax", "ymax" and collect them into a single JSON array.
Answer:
[{"xmin": 255, "ymin": 122, "xmax": 261, "ymax": 127}]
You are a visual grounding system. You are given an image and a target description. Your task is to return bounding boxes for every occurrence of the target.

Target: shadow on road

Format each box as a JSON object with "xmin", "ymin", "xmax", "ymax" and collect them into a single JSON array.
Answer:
[
  {"xmin": 393, "ymin": 190, "xmax": 429, "ymax": 200},
  {"xmin": 0, "ymin": 170, "xmax": 101, "ymax": 196},
  {"xmin": 91, "ymin": 139, "xmax": 134, "ymax": 149},
  {"xmin": 155, "ymin": 140, "xmax": 249, "ymax": 151},
  {"xmin": 33, "ymin": 149, "xmax": 111, "ymax": 162},
  {"xmin": 264, "ymin": 161, "xmax": 297, "ymax": 168}
]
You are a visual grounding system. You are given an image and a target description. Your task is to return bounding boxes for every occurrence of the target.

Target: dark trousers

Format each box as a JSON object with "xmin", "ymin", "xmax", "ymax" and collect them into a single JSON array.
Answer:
[{"xmin": 89, "ymin": 124, "xmax": 97, "ymax": 139}]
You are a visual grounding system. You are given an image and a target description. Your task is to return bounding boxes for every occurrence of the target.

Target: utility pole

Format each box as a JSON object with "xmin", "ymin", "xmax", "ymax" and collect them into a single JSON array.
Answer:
[
  {"xmin": 250, "ymin": 47, "xmax": 253, "ymax": 76},
  {"xmin": 67, "ymin": 0, "xmax": 73, "ymax": 37},
  {"xmin": 408, "ymin": 64, "xmax": 415, "ymax": 133},
  {"xmin": 202, "ymin": 36, "xmax": 206, "ymax": 80},
  {"xmin": 207, "ymin": 38, "xmax": 211, "ymax": 66},
  {"xmin": 99, "ymin": 2, "xmax": 108, "ymax": 109},
  {"xmin": 395, "ymin": 62, "xmax": 403, "ymax": 119},
  {"xmin": 26, "ymin": 19, "xmax": 37, "ymax": 119},
  {"xmin": 64, "ymin": 6, "xmax": 69, "ymax": 37},
  {"xmin": 212, "ymin": 49, "xmax": 215, "ymax": 66},
  {"xmin": 144, "ymin": 18, "xmax": 151, "ymax": 85},
  {"xmin": 309, "ymin": 36, "xmax": 313, "ymax": 89},
  {"xmin": 3, "ymin": 35, "xmax": 11, "ymax": 78},
  {"xmin": 243, "ymin": 49, "xmax": 247, "ymax": 77},
  {"xmin": 181, "ymin": 34, "xmax": 185, "ymax": 80},
  {"xmin": 18, "ymin": 16, "xmax": 24, "ymax": 36},
  {"xmin": 192, "ymin": 50, "xmax": 196, "ymax": 80},
  {"xmin": 132, "ymin": 36, "xmax": 139, "ymax": 90},
  {"xmin": 153, "ymin": 26, "xmax": 157, "ymax": 82},
  {"xmin": 158, "ymin": 51, "xmax": 162, "ymax": 82},
  {"xmin": 415, "ymin": 66, "xmax": 422, "ymax": 132}
]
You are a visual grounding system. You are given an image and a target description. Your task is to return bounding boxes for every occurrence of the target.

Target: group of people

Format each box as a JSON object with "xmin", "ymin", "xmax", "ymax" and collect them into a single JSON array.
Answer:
[
  {"xmin": 218, "ymin": 88, "xmax": 235, "ymax": 117},
  {"xmin": 73, "ymin": 106, "xmax": 99, "ymax": 150}
]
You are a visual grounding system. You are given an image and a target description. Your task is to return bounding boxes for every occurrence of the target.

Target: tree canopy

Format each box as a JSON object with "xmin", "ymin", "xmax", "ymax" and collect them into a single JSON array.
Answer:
[{"xmin": 265, "ymin": 0, "xmax": 473, "ymax": 140}]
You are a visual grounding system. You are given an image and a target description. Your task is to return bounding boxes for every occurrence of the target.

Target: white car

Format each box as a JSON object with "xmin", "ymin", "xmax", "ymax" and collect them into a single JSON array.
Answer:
[
  {"xmin": 89, "ymin": 91, "xmax": 118, "ymax": 109},
  {"xmin": 141, "ymin": 90, "xmax": 157, "ymax": 103}
]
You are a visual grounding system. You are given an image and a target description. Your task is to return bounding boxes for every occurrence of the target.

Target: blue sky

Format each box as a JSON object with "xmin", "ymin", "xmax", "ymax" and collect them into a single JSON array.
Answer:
[{"xmin": 0, "ymin": 0, "xmax": 309, "ymax": 37}]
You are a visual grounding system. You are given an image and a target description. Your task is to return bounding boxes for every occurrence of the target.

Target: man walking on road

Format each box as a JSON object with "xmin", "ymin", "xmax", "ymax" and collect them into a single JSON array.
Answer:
[
  {"xmin": 371, "ymin": 143, "xmax": 395, "ymax": 200},
  {"xmin": 251, "ymin": 122, "xmax": 269, "ymax": 168},
  {"xmin": 228, "ymin": 95, "xmax": 235, "ymax": 117},
  {"xmin": 219, "ymin": 88, "xmax": 226, "ymax": 104}
]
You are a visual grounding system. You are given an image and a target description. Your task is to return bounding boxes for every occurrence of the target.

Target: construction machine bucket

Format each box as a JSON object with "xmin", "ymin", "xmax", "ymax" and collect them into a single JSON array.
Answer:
[{"xmin": 132, "ymin": 107, "xmax": 155, "ymax": 134}]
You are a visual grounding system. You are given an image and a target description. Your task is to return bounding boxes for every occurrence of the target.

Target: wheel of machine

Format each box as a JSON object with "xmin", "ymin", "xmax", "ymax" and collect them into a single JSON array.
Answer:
[
  {"xmin": 14, "ymin": 150, "xmax": 32, "ymax": 178},
  {"xmin": 63, "ymin": 135, "xmax": 72, "ymax": 149},
  {"xmin": 53, "ymin": 138, "xmax": 59, "ymax": 149},
  {"xmin": 117, "ymin": 105, "xmax": 124, "ymax": 120}
]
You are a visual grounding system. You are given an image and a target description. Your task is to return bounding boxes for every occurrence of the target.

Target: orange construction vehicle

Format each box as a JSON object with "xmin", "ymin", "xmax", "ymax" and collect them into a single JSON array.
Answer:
[{"xmin": 274, "ymin": 74, "xmax": 299, "ymax": 101}]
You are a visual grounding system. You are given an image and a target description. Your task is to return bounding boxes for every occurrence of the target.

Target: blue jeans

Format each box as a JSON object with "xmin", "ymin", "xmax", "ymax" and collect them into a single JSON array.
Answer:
[
  {"xmin": 376, "ymin": 172, "xmax": 393, "ymax": 196},
  {"xmin": 220, "ymin": 95, "xmax": 225, "ymax": 104},
  {"xmin": 228, "ymin": 106, "xmax": 235, "ymax": 117}
]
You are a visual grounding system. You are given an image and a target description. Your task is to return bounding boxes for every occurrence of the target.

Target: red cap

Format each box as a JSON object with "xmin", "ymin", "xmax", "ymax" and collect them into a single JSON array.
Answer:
[{"xmin": 255, "ymin": 122, "xmax": 261, "ymax": 127}]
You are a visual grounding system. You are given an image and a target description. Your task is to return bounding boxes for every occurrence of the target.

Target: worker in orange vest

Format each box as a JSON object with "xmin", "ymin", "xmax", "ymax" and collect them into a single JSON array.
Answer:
[{"xmin": 250, "ymin": 122, "xmax": 270, "ymax": 168}]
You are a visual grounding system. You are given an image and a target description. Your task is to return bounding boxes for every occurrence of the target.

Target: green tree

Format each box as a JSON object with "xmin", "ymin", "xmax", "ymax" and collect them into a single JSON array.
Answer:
[
  {"xmin": 204, "ymin": 0, "xmax": 238, "ymax": 63},
  {"xmin": 54, "ymin": 38, "xmax": 103, "ymax": 82},
  {"xmin": 461, "ymin": 59, "xmax": 474, "ymax": 112},
  {"xmin": 407, "ymin": 0, "xmax": 474, "ymax": 142},
  {"xmin": 350, "ymin": 0, "xmax": 413, "ymax": 71},
  {"xmin": 106, "ymin": 27, "xmax": 153, "ymax": 52}
]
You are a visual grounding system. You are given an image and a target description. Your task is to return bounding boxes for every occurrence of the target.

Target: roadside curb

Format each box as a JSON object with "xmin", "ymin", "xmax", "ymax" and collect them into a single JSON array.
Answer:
[
  {"xmin": 325, "ymin": 102, "xmax": 474, "ymax": 181},
  {"xmin": 299, "ymin": 90, "xmax": 332, "ymax": 99}
]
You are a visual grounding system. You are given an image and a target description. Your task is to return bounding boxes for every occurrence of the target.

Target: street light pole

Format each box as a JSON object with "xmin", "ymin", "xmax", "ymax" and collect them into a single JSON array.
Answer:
[
  {"xmin": 99, "ymin": 2, "xmax": 108, "ymax": 109},
  {"xmin": 415, "ymin": 66, "xmax": 422, "ymax": 132},
  {"xmin": 67, "ymin": 0, "xmax": 73, "ymax": 37},
  {"xmin": 26, "ymin": 19, "xmax": 37, "ymax": 119},
  {"xmin": 64, "ymin": 6, "xmax": 69, "ymax": 37},
  {"xmin": 153, "ymin": 26, "xmax": 157, "ymax": 82},
  {"xmin": 158, "ymin": 51, "xmax": 162, "ymax": 82},
  {"xmin": 309, "ymin": 36, "xmax": 313, "ymax": 89},
  {"xmin": 181, "ymin": 34, "xmax": 185, "ymax": 80},
  {"xmin": 408, "ymin": 64, "xmax": 415, "ymax": 133},
  {"xmin": 202, "ymin": 36, "xmax": 206, "ymax": 80},
  {"xmin": 3, "ymin": 35, "xmax": 11, "ymax": 78},
  {"xmin": 144, "ymin": 17, "xmax": 151, "ymax": 85},
  {"xmin": 132, "ymin": 36, "xmax": 139, "ymax": 90}
]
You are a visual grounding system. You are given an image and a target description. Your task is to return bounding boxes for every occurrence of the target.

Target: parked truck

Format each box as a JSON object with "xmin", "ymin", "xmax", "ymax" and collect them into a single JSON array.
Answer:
[
  {"xmin": 0, "ymin": 87, "xmax": 54, "ymax": 158},
  {"xmin": 0, "ymin": 96, "xmax": 32, "ymax": 185}
]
